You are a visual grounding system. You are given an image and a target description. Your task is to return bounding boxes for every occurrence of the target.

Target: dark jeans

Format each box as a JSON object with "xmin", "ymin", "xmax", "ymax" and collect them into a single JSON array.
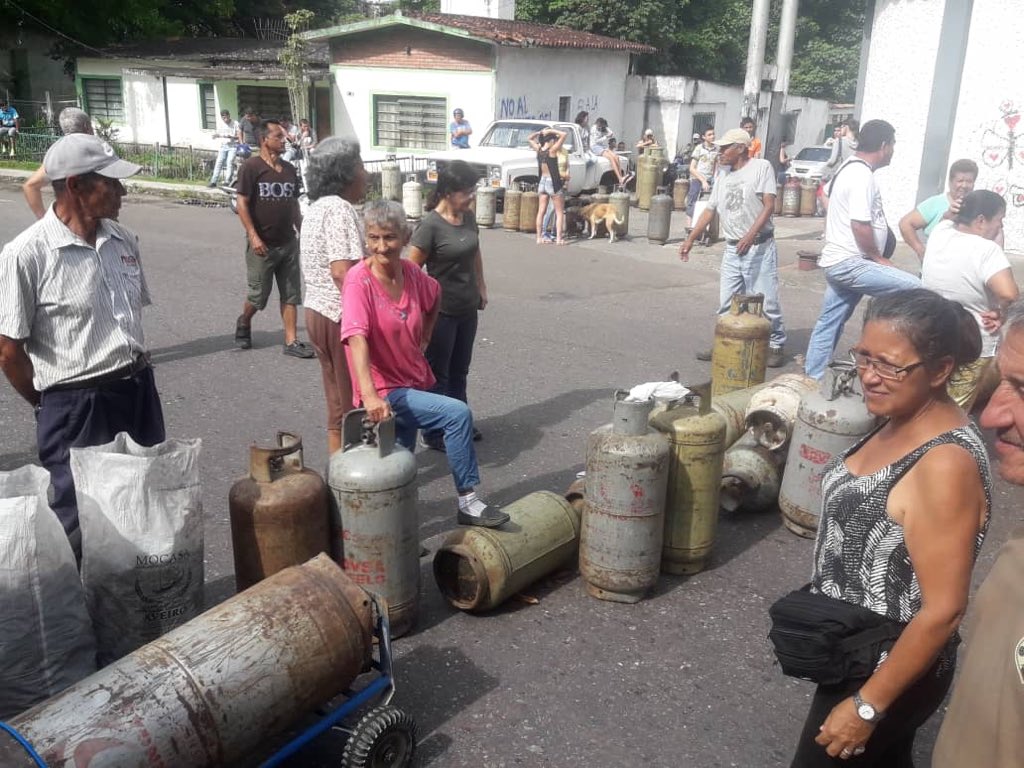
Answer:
[
  {"xmin": 424, "ymin": 310, "xmax": 478, "ymax": 438},
  {"xmin": 790, "ymin": 658, "xmax": 955, "ymax": 767},
  {"xmin": 36, "ymin": 366, "xmax": 166, "ymax": 554}
]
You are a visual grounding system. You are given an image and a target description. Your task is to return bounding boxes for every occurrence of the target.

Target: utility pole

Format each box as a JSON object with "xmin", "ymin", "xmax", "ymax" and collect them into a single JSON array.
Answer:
[
  {"xmin": 765, "ymin": 0, "xmax": 799, "ymax": 177},
  {"xmin": 742, "ymin": 0, "xmax": 772, "ymax": 119}
]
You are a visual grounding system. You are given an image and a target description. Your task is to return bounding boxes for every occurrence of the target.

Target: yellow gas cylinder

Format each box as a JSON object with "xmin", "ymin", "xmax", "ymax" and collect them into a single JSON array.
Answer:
[
  {"xmin": 673, "ymin": 178, "xmax": 688, "ymax": 210},
  {"xmin": 650, "ymin": 389, "xmax": 727, "ymax": 575},
  {"xmin": 782, "ymin": 176, "xmax": 801, "ymax": 216},
  {"xmin": 774, "ymin": 182, "xmax": 784, "ymax": 215},
  {"xmin": 711, "ymin": 294, "xmax": 771, "ymax": 398},
  {"xmin": 800, "ymin": 180, "xmax": 817, "ymax": 216},
  {"xmin": 502, "ymin": 187, "xmax": 522, "ymax": 231},
  {"xmin": 638, "ymin": 150, "xmax": 662, "ymax": 211},
  {"xmin": 519, "ymin": 188, "xmax": 539, "ymax": 233}
]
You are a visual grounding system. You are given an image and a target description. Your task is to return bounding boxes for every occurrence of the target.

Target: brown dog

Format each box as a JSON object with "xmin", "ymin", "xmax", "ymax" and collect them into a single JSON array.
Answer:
[{"xmin": 579, "ymin": 203, "xmax": 625, "ymax": 243}]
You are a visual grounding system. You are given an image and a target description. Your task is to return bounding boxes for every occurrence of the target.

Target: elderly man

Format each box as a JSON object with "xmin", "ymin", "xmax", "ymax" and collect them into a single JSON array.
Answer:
[
  {"xmin": 932, "ymin": 299, "xmax": 1024, "ymax": 768},
  {"xmin": 898, "ymin": 158, "xmax": 979, "ymax": 261},
  {"xmin": 0, "ymin": 134, "xmax": 165, "ymax": 556},
  {"xmin": 679, "ymin": 127, "xmax": 786, "ymax": 367},
  {"xmin": 803, "ymin": 119, "xmax": 921, "ymax": 379},
  {"xmin": 234, "ymin": 118, "xmax": 314, "ymax": 358},
  {"xmin": 22, "ymin": 107, "xmax": 94, "ymax": 219}
]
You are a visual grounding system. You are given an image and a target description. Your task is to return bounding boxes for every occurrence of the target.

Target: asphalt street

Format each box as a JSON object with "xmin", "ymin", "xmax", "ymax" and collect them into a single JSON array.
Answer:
[{"xmin": 1, "ymin": 182, "xmax": 1021, "ymax": 767}]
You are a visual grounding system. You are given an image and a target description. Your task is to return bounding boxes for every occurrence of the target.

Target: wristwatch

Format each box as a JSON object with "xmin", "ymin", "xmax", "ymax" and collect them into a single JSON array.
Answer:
[{"xmin": 853, "ymin": 691, "xmax": 885, "ymax": 723}]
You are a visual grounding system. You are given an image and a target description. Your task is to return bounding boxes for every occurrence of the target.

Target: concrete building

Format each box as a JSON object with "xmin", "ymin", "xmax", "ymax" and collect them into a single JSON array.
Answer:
[
  {"xmin": 75, "ymin": 39, "xmax": 331, "ymax": 149},
  {"xmin": 859, "ymin": 0, "xmax": 1024, "ymax": 251},
  {"xmin": 305, "ymin": 10, "xmax": 654, "ymax": 158}
]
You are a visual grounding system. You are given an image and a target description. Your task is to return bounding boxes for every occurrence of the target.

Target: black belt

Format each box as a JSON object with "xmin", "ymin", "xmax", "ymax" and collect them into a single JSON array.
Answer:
[
  {"xmin": 46, "ymin": 356, "xmax": 150, "ymax": 393},
  {"xmin": 726, "ymin": 232, "xmax": 773, "ymax": 246}
]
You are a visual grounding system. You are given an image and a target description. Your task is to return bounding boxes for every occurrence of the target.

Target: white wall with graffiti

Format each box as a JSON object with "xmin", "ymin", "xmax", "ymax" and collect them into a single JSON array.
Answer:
[{"xmin": 492, "ymin": 47, "xmax": 629, "ymax": 135}]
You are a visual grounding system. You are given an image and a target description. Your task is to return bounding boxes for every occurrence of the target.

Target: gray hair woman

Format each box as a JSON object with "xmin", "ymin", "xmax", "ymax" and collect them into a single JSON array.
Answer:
[{"xmin": 299, "ymin": 137, "xmax": 368, "ymax": 453}]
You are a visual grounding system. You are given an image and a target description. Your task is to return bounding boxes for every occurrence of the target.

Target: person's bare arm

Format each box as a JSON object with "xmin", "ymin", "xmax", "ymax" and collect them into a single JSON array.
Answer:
[
  {"xmin": 679, "ymin": 207, "xmax": 716, "ymax": 261},
  {"xmin": 981, "ymin": 268, "xmax": 1021, "ymax": 333},
  {"xmin": 551, "ymin": 129, "xmax": 568, "ymax": 152},
  {"xmin": 850, "ymin": 220, "xmax": 888, "ymax": 264},
  {"xmin": 421, "ymin": 295, "xmax": 440, "ymax": 351},
  {"xmin": 330, "ymin": 260, "xmax": 355, "ymax": 293},
  {"xmin": 898, "ymin": 209, "xmax": 928, "ymax": 261},
  {"xmin": 22, "ymin": 165, "xmax": 48, "ymax": 219},
  {"xmin": 0, "ymin": 336, "xmax": 39, "ymax": 407},
  {"xmin": 474, "ymin": 247, "xmax": 487, "ymax": 310},
  {"xmin": 815, "ymin": 444, "xmax": 986, "ymax": 758},
  {"xmin": 291, "ymin": 198, "xmax": 302, "ymax": 236},
  {"xmin": 236, "ymin": 195, "xmax": 267, "ymax": 256},
  {"xmin": 346, "ymin": 335, "xmax": 390, "ymax": 422},
  {"xmin": 407, "ymin": 245, "xmax": 429, "ymax": 267}
]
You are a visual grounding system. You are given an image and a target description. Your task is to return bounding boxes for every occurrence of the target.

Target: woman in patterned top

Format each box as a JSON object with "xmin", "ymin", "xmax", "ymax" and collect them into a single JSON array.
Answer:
[
  {"xmin": 299, "ymin": 137, "xmax": 367, "ymax": 454},
  {"xmin": 790, "ymin": 289, "xmax": 992, "ymax": 767}
]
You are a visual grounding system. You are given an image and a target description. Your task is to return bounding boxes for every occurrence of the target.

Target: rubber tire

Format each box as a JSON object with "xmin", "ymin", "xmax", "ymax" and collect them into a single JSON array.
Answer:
[{"xmin": 341, "ymin": 705, "xmax": 417, "ymax": 768}]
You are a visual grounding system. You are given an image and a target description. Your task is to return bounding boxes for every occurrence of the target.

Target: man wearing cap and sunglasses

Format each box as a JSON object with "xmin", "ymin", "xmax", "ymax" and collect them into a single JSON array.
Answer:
[
  {"xmin": 679, "ymin": 127, "xmax": 787, "ymax": 368},
  {"xmin": 0, "ymin": 133, "xmax": 165, "ymax": 557}
]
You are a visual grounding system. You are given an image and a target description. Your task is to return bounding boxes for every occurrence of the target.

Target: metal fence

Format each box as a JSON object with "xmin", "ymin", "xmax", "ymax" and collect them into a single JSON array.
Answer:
[{"xmin": 7, "ymin": 96, "xmax": 81, "ymax": 132}]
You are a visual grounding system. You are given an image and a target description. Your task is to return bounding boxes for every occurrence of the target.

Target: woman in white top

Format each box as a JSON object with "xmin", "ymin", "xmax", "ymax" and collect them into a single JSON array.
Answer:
[
  {"xmin": 299, "ymin": 137, "xmax": 368, "ymax": 453},
  {"xmin": 922, "ymin": 189, "xmax": 1019, "ymax": 410},
  {"xmin": 589, "ymin": 117, "xmax": 630, "ymax": 186}
]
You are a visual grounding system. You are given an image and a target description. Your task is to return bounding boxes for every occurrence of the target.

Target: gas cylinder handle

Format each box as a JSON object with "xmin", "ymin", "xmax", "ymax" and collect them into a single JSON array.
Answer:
[
  {"xmin": 730, "ymin": 292, "xmax": 765, "ymax": 316},
  {"xmin": 824, "ymin": 361, "xmax": 860, "ymax": 402},
  {"xmin": 341, "ymin": 408, "xmax": 399, "ymax": 458},
  {"xmin": 249, "ymin": 432, "xmax": 305, "ymax": 483},
  {"xmin": 686, "ymin": 381, "xmax": 713, "ymax": 415}
]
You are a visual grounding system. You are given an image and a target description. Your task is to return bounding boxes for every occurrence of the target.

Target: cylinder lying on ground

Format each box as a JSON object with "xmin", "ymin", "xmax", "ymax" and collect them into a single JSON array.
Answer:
[
  {"xmin": 744, "ymin": 374, "xmax": 818, "ymax": 452},
  {"xmin": 433, "ymin": 490, "xmax": 581, "ymax": 612},
  {"xmin": 720, "ymin": 429, "xmax": 785, "ymax": 513},
  {"xmin": 0, "ymin": 554, "xmax": 372, "ymax": 768}
]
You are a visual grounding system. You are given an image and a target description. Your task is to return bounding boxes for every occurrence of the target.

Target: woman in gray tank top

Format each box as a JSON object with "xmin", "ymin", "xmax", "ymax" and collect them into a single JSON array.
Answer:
[{"xmin": 789, "ymin": 289, "xmax": 992, "ymax": 767}]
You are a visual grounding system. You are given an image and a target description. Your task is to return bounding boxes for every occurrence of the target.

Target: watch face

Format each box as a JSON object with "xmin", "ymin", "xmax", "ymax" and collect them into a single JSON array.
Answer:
[{"xmin": 858, "ymin": 703, "xmax": 875, "ymax": 720}]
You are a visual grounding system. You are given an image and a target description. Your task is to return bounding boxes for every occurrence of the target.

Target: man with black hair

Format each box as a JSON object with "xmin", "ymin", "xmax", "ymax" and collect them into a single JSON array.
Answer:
[
  {"xmin": 233, "ymin": 118, "xmax": 314, "ymax": 358},
  {"xmin": 803, "ymin": 119, "xmax": 921, "ymax": 379}
]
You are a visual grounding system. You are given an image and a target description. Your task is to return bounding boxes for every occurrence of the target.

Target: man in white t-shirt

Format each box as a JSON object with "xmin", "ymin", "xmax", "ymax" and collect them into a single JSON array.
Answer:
[
  {"xmin": 680, "ymin": 128, "xmax": 786, "ymax": 367},
  {"xmin": 922, "ymin": 190, "xmax": 1018, "ymax": 409},
  {"xmin": 208, "ymin": 109, "xmax": 240, "ymax": 187},
  {"xmin": 803, "ymin": 120, "xmax": 921, "ymax": 379}
]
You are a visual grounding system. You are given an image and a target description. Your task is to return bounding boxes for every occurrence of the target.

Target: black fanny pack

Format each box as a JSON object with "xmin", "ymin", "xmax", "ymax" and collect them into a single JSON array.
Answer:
[{"xmin": 768, "ymin": 585, "xmax": 905, "ymax": 686}]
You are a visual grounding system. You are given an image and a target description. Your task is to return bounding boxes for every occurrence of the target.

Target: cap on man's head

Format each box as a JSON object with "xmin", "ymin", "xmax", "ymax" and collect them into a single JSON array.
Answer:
[
  {"xmin": 693, "ymin": 132, "xmax": 701, "ymax": 140},
  {"xmin": 713, "ymin": 128, "xmax": 753, "ymax": 147},
  {"xmin": 453, "ymin": 108, "xmax": 464, "ymax": 116},
  {"xmin": 644, "ymin": 128, "xmax": 654, "ymax": 137},
  {"xmin": 44, "ymin": 133, "xmax": 141, "ymax": 181}
]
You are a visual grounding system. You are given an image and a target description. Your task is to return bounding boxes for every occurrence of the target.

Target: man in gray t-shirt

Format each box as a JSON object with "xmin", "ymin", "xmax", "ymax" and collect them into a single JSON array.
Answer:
[{"xmin": 679, "ymin": 128, "xmax": 786, "ymax": 366}]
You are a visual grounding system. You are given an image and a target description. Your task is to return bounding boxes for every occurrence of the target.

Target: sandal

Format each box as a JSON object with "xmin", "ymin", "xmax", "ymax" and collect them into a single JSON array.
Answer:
[{"xmin": 234, "ymin": 315, "xmax": 252, "ymax": 350}]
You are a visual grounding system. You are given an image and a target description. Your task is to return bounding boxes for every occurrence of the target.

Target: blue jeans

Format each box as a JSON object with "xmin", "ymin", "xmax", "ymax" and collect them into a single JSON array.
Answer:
[
  {"xmin": 385, "ymin": 388, "xmax": 480, "ymax": 492},
  {"xmin": 804, "ymin": 258, "xmax": 922, "ymax": 379},
  {"xmin": 686, "ymin": 179, "xmax": 703, "ymax": 217},
  {"xmin": 210, "ymin": 144, "xmax": 233, "ymax": 184},
  {"xmin": 718, "ymin": 239, "xmax": 786, "ymax": 348}
]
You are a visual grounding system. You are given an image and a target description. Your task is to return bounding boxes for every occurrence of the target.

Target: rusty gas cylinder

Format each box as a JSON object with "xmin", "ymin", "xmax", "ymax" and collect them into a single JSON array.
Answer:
[
  {"xmin": 502, "ymin": 186, "xmax": 522, "ymax": 231},
  {"xmin": 711, "ymin": 294, "xmax": 771, "ymax": 398},
  {"xmin": 229, "ymin": 432, "xmax": 330, "ymax": 591},
  {"xmin": 800, "ymin": 179, "xmax": 818, "ymax": 216},
  {"xmin": 720, "ymin": 430, "xmax": 785, "ymax": 513},
  {"xmin": 744, "ymin": 374, "xmax": 818, "ymax": 452},
  {"xmin": 579, "ymin": 391, "xmax": 669, "ymax": 603},
  {"xmin": 328, "ymin": 411, "xmax": 419, "ymax": 638},
  {"xmin": 710, "ymin": 380, "xmax": 772, "ymax": 450},
  {"xmin": 519, "ymin": 188, "xmax": 539, "ymax": 233},
  {"xmin": 782, "ymin": 176, "xmax": 801, "ymax": 216},
  {"xmin": 0, "ymin": 554, "xmax": 372, "ymax": 768},
  {"xmin": 433, "ymin": 491, "xmax": 581, "ymax": 612}
]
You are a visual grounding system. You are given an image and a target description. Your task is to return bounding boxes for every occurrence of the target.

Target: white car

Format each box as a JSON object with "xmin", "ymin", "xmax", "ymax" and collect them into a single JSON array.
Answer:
[
  {"xmin": 425, "ymin": 119, "xmax": 627, "ymax": 200},
  {"xmin": 788, "ymin": 145, "xmax": 833, "ymax": 181}
]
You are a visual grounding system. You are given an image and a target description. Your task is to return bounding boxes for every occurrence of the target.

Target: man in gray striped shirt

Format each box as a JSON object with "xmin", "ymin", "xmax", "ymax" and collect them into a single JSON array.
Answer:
[{"xmin": 0, "ymin": 133, "xmax": 165, "ymax": 557}]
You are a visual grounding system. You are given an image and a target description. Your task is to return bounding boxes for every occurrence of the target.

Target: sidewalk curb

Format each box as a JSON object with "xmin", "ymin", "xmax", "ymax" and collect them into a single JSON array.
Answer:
[{"xmin": 0, "ymin": 167, "xmax": 227, "ymax": 204}]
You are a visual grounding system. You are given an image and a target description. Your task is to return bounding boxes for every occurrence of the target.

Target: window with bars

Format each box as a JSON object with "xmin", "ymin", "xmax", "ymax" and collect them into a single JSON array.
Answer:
[
  {"xmin": 199, "ymin": 83, "xmax": 216, "ymax": 129},
  {"xmin": 82, "ymin": 78, "xmax": 124, "ymax": 122},
  {"xmin": 691, "ymin": 112, "xmax": 716, "ymax": 137},
  {"xmin": 236, "ymin": 86, "xmax": 292, "ymax": 120},
  {"xmin": 373, "ymin": 95, "xmax": 447, "ymax": 150}
]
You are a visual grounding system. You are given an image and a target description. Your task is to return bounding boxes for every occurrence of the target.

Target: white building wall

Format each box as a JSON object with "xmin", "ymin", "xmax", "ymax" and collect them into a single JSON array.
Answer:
[
  {"xmin": 624, "ymin": 76, "xmax": 831, "ymax": 158},
  {"xmin": 493, "ymin": 48, "xmax": 628, "ymax": 132},
  {"xmin": 858, "ymin": 0, "xmax": 947, "ymax": 235},
  {"xmin": 332, "ymin": 65, "xmax": 494, "ymax": 159},
  {"xmin": 947, "ymin": 0, "xmax": 1024, "ymax": 251}
]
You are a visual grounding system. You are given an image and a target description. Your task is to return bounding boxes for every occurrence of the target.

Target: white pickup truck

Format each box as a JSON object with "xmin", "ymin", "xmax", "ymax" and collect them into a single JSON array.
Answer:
[{"xmin": 425, "ymin": 119, "xmax": 628, "ymax": 200}]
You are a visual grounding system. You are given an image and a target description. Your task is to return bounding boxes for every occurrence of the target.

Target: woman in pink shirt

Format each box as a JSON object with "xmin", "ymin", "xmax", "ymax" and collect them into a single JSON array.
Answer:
[{"xmin": 341, "ymin": 201, "xmax": 508, "ymax": 528}]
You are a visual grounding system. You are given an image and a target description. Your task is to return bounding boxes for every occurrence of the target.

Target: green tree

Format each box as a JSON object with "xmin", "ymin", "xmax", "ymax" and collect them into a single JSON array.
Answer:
[{"xmin": 280, "ymin": 8, "xmax": 315, "ymax": 124}]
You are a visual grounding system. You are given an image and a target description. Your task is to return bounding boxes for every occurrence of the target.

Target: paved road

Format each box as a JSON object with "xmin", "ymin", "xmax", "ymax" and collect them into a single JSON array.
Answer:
[{"xmin": 1, "ymin": 184, "xmax": 1021, "ymax": 767}]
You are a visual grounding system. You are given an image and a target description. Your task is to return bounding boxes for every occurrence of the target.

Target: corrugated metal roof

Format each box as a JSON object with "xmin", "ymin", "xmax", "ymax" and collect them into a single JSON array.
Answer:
[{"xmin": 92, "ymin": 38, "xmax": 329, "ymax": 69}]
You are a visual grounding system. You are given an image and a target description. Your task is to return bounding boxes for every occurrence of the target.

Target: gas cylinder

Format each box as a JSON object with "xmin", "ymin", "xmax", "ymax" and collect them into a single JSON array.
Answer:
[
  {"xmin": 0, "ymin": 554, "xmax": 372, "ymax": 768},
  {"xmin": 650, "ymin": 389, "xmax": 727, "ymax": 575},
  {"xmin": 433, "ymin": 491, "xmax": 581, "ymax": 612},
  {"xmin": 647, "ymin": 186, "xmax": 673, "ymax": 244},
  {"xmin": 610, "ymin": 186, "xmax": 631, "ymax": 239},
  {"xmin": 475, "ymin": 184, "xmax": 497, "ymax": 228},
  {"xmin": 592, "ymin": 192, "xmax": 610, "ymax": 206},
  {"xmin": 800, "ymin": 179, "xmax": 817, "ymax": 216},
  {"xmin": 402, "ymin": 174, "xmax": 422, "ymax": 220},
  {"xmin": 782, "ymin": 176, "xmax": 801, "ymax": 216},
  {"xmin": 710, "ymin": 380, "xmax": 772, "ymax": 449},
  {"xmin": 711, "ymin": 294, "xmax": 771, "ymax": 398},
  {"xmin": 779, "ymin": 362, "xmax": 880, "ymax": 538},
  {"xmin": 744, "ymin": 374, "xmax": 818, "ymax": 452},
  {"xmin": 228, "ymin": 432, "xmax": 330, "ymax": 591},
  {"xmin": 328, "ymin": 411, "xmax": 419, "ymax": 638},
  {"xmin": 502, "ymin": 186, "xmax": 522, "ymax": 231},
  {"xmin": 381, "ymin": 154, "xmax": 401, "ymax": 202},
  {"xmin": 673, "ymin": 177, "xmax": 688, "ymax": 210},
  {"xmin": 638, "ymin": 151, "xmax": 661, "ymax": 210},
  {"xmin": 579, "ymin": 391, "xmax": 669, "ymax": 603},
  {"xmin": 519, "ymin": 187, "xmax": 539, "ymax": 233},
  {"xmin": 774, "ymin": 183, "xmax": 784, "ymax": 215},
  {"xmin": 720, "ymin": 430, "xmax": 785, "ymax": 513}
]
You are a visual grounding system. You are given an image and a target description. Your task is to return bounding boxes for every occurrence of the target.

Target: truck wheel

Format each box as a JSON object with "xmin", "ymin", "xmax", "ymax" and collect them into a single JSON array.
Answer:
[
  {"xmin": 599, "ymin": 172, "xmax": 619, "ymax": 190},
  {"xmin": 512, "ymin": 176, "xmax": 539, "ymax": 191},
  {"xmin": 341, "ymin": 705, "xmax": 416, "ymax": 768}
]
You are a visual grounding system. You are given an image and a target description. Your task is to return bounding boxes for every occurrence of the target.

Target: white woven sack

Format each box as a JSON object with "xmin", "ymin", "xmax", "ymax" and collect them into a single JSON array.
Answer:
[
  {"xmin": 0, "ymin": 464, "xmax": 96, "ymax": 718},
  {"xmin": 72, "ymin": 434, "xmax": 204, "ymax": 666}
]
